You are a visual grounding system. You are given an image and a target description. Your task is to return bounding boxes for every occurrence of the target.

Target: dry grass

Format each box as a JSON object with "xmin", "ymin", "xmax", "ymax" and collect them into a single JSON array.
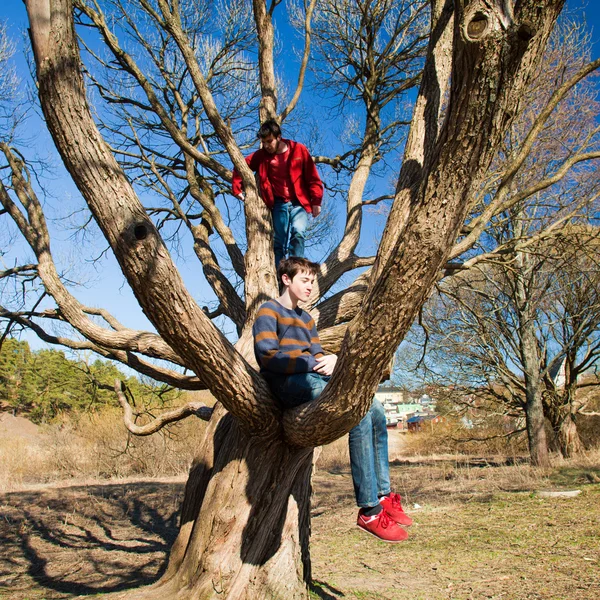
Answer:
[
  {"xmin": 401, "ymin": 418, "xmax": 530, "ymax": 457},
  {"xmin": 2, "ymin": 454, "xmax": 599, "ymax": 600},
  {"xmin": 0, "ymin": 403, "xmax": 210, "ymax": 493},
  {"xmin": 317, "ymin": 436, "xmax": 350, "ymax": 473}
]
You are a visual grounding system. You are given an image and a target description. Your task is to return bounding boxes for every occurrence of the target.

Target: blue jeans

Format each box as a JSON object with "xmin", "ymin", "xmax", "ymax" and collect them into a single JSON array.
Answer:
[
  {"xmin": 269, "ymin": 372, "xmax": 391, "ymax": 508},
  {"xmin": 272, "ymin": 198, "xmax": 308, "ymax": 266}
]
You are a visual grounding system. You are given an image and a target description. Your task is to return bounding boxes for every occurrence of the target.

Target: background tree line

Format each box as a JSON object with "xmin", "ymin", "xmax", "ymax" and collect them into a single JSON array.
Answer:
[
  {"xmin": 394, "ymin": 15, "xmax": 600, "ymax": 463},
  {"xmin": 0, "ymin": 337, "xmax": 180, "ymax": 423}
]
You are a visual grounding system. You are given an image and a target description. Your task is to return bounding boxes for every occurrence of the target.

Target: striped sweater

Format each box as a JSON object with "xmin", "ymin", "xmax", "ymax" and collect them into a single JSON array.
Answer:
[{"xmin": 253, "ymin": 299, "xmax": 324, "ymax": 374}]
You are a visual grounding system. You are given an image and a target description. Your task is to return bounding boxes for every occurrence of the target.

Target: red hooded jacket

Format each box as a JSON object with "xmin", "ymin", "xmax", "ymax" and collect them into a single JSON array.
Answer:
[{"xmin": 231, "ymin": 139, "xmax": 323, "ymax": 214}]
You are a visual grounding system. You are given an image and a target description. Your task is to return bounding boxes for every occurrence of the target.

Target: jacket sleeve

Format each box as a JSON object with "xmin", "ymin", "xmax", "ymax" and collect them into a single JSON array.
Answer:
[
  {"xmin": 231, "ymin": 152, "xmax": 258, "ymax": 196},
  {"xmin": 301, "ymin": 146, "xmax": 324, "ymax": 206},
  {"xmin": 253, "ymin": 306, "xmax": 318, "ymax": 374}
]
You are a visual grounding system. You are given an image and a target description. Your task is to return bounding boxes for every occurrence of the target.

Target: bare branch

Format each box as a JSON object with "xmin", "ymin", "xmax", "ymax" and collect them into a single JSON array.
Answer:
[
  {"xmin": 279, "ymin": 0, "xmax": 318, "ymax": 121},
  {"xmin": 451, "ymin": 428, "xmax": 526, "ymax": 444},
  {"xmin": 362, "ymin": 194, "xmax": 394, "ymax": 206},
  {"xmin": 115, "ymin": 380, "xmax": 213, "ymax": 436},
  {"xmin": 0, "ymin": 306, "xmax": 205, "ymax": 389},
  {"xmin": 0, "ymin": 264, "xmax": 37, "ymax": 279}
]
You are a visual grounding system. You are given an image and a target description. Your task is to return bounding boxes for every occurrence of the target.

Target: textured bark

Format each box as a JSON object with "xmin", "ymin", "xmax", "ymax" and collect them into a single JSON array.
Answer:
[
  {"xmin": 284, "ymin": 0, "xmax": 566, "ymax": 448},
  {"xmin": 21, "ymin": 0, "xmax": 566, "ymax": 597},
  {"xmin": 524, "ymin": 388, "xmax": 550, "ymax": 467},
  {"xmin": 253, "ymin": 0, "xmax": 278, "ymax": 121},
  {"xmin": 545, "ymin": 397, "xmax": 584, "ymax": 459},
  {"xmin": 515, "ymin": 247, "xmax": 550, "ymax": 468},
  {"xmin": 25, "ymin": 0, "xmax": 280, "ymax": 437},
  {"xmin": 108, "ymin": 406, "xmax": 314, "ymax": 600},
  {"xmin": 556, "ymin": 413, "xmax": 584, "ymax": 458}
]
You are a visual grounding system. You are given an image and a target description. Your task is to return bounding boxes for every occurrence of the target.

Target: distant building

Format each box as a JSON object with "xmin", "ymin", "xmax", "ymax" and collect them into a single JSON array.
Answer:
[
  {"xmin": 375, "ymin": 386, "xmax": 437, "ymax": 429},
  {"xmin": 375, "ymin": 386, "xmax": 404, "ymax": 405},
  {"xmin": 407, "ymin": 414, "xmax": 445, "ymax": 432}
]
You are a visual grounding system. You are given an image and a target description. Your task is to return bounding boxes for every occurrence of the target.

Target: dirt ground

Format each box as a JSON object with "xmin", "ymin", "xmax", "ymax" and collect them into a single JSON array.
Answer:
[{"xmin": 1, "ymin": 459, "xmax": 599, "ymax": 600}]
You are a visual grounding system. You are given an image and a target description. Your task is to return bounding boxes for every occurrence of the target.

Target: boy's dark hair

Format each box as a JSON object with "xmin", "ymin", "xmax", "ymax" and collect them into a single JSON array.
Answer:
[
  {"xmin": 257, "ymin": 119, "xmax": 282, "ymax": 140},
  {"xmin": 277, "ymin": 257, "xmax": 319, "ymax": 284}
]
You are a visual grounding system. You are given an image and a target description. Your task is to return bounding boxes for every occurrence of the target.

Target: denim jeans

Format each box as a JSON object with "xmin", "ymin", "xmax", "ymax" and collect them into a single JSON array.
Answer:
[
  {"xmin": 269, "ymin": 372, "xmax": 390, "ymax": 508},
  {"xmin": 272, "ymin": 198, "xmax": 308, "ymax": 266}
]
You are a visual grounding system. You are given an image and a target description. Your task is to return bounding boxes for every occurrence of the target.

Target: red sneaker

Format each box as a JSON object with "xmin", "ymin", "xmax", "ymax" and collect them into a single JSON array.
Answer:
[
  {"xmin": 357, "ymin": 508, "xmax": 409, "ymax": 542},
  {"xmin": 380, "ymin": 493, "xmax": 413, "ymax": 526}
]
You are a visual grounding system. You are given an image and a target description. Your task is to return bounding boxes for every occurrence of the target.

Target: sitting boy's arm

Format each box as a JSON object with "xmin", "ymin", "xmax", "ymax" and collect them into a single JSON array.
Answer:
[{"xmin": 253, "ymin": 306, "xmax": 318, "ymax": 374}]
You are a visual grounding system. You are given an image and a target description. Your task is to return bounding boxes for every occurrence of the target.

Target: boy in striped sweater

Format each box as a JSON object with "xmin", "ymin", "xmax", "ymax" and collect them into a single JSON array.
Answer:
[{"xmin": 253, "ymin": 257, "xmax": 412, "ymax": 542}]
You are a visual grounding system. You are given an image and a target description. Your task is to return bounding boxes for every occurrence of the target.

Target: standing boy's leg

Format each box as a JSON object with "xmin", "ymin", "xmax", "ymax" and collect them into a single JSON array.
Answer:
[
  {"xmin": 349, "ymin": 399, "xmax": 409, "ymax": 541},
  {"xmin": 369, "ymin": 399, "xmax": 413, "ymax": 527},
  {"xmin": 272, "ymin": 199, "xmax": 291, "ymax": 266},
  {"xmin": 370, "ymin": 398, "xmax": 392, "ymax": 498},
  {"xmin": 348, "ymin": 406, "xmax": 378, "ymax": 509},
  {"xmin": 288, "ymin": 201, "xmax": 308, "ymax": 259}
]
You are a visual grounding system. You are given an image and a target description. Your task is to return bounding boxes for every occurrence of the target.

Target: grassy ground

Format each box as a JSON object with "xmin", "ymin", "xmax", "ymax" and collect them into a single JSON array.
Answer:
[{"xmin": 1, "ymin": 455, "xmax": 598, "ymax": 600}]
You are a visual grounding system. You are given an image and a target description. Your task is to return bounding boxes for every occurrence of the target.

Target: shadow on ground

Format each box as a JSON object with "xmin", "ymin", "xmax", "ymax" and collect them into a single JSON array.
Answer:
[{"xmin": 0, "ymin": 480, "xmax": 184, "ymax": 598}]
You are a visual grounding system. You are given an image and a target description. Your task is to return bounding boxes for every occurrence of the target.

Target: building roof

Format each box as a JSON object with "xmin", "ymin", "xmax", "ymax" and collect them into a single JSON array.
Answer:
[{"xmin": 407, "ymin": 414, "xmax": 438, "ymax": 424}]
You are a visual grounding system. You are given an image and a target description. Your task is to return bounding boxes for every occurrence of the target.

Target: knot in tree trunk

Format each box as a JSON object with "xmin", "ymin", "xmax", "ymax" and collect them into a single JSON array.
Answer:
[{"xmin": 462, "ymin": 0, "xmax": 516, "ymax": 43}]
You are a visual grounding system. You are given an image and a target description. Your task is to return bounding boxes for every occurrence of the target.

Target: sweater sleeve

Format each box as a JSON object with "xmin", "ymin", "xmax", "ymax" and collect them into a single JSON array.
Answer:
[{"xmin": 253, "ymin": 304, "xmax": 318, "ymax": 374}]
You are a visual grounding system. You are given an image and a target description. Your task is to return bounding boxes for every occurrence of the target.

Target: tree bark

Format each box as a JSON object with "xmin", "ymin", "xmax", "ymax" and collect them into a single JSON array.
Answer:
[
  {"xmin": 105, "ymin": 405, "xmax": 314, "ymax": 600},
  {"xmin": 524, "ymin": 386, "xmax": 550, "ymax": 467},
  {"xmin": 515, "ymin": 243, "xmax": 550, "ymax": 468},
  {"xmin": 22, "ymin": 0, "xmax": 566, "ymax": 597},
  {"xmin": 556, "ymin": 412, "xmax": 584, "ymax": 458},
  {"xmin": 545, "ymin": 398, "xmax": 584, "ymax": 459}
]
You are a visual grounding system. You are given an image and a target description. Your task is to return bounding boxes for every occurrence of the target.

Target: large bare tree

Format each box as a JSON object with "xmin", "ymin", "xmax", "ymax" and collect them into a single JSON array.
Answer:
[
  {"xmin": 411, "ymin": 228, "xmax": 600, "ymax": 462},
  {"xmin": 0, "ymin": 0, "xmax": 570, "ymax": 597}
]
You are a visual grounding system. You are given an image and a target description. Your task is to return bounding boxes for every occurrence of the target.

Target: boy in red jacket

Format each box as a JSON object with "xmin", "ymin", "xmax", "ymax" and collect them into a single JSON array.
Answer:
[{"xmin": 232, "ymin": 120, "xmax": 324, "ymax": 266}]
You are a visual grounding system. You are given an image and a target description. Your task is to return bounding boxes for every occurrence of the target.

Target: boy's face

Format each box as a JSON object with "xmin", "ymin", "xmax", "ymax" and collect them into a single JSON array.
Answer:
[
  {"xmin": 282, "ymin": 270, "xmax": 314, "ymax": 302},
  {"xmin": 261, "ymin": 133, "xmax": 281, "ymax": 154}
]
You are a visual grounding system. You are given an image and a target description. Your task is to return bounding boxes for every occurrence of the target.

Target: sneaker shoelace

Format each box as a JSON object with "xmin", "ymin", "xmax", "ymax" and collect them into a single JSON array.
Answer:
[
  {"xmin": 390, "ymin": 493, "xmax": 404, "ymax": 511},
  {"xmin": 379, "ymin": 510, "xmax": 393, "ymax": 529}
]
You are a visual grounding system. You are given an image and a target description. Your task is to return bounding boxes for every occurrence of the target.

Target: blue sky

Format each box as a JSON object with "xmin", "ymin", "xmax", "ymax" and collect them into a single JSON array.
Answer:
[{"xmin": 1, "ymin": 0, "xmax": 600, "ymax": 353}]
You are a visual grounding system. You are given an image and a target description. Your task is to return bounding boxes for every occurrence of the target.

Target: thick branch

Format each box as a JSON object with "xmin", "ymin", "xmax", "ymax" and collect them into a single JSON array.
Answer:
[
  {"xmin": 154, "ymin": 0, "xmax": 278, "ymax": 314},
  {"xmin": 0, "ymin": 145, "xmax": 190, "ymax": 368},
  {"xmin": 0, "ymin": 264, "xmax": 38, "ymax": 279},
  {"xmin": 279, "ymin": 0, "xmax": 317, "ymax": 121},
  {"xmin": 252, "ymin": 0, "xmax": 277, "ymax": 120},
  {"xmin": 452, "ymin": 149, "xmax": 600, "ymax": 260},
  {"xmin": 24, "ymin": 0, "xmax": 279, "ymax": 436},
  {"xmin": 283, "ymin": 0, "xmax": 567, "ymax": 447},
  {"xmin": 0, "ymin": 306, "xmax": 206, "ymax": 390}
]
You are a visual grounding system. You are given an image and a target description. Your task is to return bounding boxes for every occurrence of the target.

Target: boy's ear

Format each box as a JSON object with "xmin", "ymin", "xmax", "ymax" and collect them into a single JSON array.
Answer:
[{"xmin": 281, "ymin": 273, "xmax": 291, "ymax": 287}]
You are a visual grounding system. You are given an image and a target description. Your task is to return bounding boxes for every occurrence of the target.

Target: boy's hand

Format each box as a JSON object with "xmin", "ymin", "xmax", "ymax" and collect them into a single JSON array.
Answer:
[
  {"xmin": 312, "ymin": 205, "xmax": 321, "ymax": 217},
  {"xmin": 313, "ymin": 354, "xmax": 337, "ymax": 376}
]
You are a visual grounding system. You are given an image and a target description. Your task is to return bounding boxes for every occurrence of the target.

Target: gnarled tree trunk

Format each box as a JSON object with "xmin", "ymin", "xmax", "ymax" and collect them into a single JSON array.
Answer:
[
  {"xmin": 21, "ymin": 0, "xmax": 566, "ymax": 598},
  {"xmin": 556, "ymin": 412, "xmax": 584, "ymax": 458},
  {"xmin": 545, "ymin": 400, "xmax": 584, "ymax": 459},
  {"xmin": 111, "ymin": 404, "xmax": 314, "ymax": 600}
]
